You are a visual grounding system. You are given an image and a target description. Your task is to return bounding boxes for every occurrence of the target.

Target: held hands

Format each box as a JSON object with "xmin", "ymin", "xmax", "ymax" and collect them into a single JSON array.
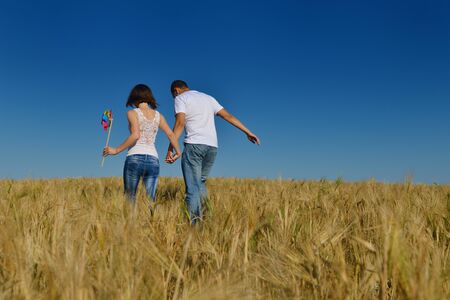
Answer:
[
  {"xmin": 165, "ymin": 145, "xmax": 181, "ymax": 164},
  {"xmin": 103, "ymin": 146, "xmax": 118, "ymax": 157}
]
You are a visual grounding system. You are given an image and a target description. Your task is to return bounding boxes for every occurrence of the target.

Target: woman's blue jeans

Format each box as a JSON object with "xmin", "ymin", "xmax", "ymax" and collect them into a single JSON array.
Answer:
[
  {"xmin": 123, "ymin": 154, "xmax": 159, "ymax": 202},
  {"xmin": 181, "ymin": 143, "xmax": 217, "ymax": 224}
]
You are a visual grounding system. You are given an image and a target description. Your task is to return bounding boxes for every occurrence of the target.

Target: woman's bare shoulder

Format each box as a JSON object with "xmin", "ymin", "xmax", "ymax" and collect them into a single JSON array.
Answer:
[{"xmin": 127, "ymin": 109, "xmax": 138, "ymax": 119}]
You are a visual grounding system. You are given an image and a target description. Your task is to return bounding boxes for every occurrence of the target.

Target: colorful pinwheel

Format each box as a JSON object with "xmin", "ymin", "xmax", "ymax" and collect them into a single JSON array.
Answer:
[
  {"xmin": 101, "ymin": 110, "xmax": 113, "ymax": 131},
  {"xmin": 101, "ymin": 109, "xmax": 114, "ymax": 167}
]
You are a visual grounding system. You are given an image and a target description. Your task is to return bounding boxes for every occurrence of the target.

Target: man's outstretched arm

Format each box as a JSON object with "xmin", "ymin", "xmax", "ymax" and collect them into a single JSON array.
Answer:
[
  {"xmin": 217, "ymin": 108, "xmax": 260, "ymax": 145},
  {"xmin": 165, "ymin": 113, "xmax": 186, "ymax": 163}
]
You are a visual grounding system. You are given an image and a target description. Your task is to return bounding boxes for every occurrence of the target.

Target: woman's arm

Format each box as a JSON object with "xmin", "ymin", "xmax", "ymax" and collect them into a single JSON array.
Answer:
[
  {"xmin": 103, "ymin": 110, "xmax": 140, "ymax": 156},
  {"xmin": 216, "ymin": 108, "xmax": 260, "ymax": 145},
  {"xmin": 165, "ymin": 113, "xmax": 185, "ymax": 163},
  {"xmin": 159, "ymin": 114, "xmax": 182, "ymax": 162}
]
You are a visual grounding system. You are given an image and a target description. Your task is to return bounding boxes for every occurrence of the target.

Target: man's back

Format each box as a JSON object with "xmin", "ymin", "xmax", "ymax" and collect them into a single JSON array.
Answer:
[
  {"xmin": 168, "ymin": 80, "xmax": 259, "ymax": 224},
  {"xmin": 174, "ymin": 90, "xmax": 223, "ymax": 147}
]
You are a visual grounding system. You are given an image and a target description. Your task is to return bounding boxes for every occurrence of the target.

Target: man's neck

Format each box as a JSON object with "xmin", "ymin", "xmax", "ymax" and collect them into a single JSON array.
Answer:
[{"xmin": 180, "ymin": 88, "xmax": 190, "ymax": 95}]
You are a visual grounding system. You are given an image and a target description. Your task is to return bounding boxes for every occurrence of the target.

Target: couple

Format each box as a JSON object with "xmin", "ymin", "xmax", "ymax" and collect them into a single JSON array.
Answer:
[{"xmin": 103, "ymin": 80, "xmax": 260, "ymax": 224}]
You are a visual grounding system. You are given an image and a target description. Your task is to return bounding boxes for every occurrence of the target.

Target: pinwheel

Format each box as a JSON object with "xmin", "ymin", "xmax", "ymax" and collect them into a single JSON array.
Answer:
[
  {"xmin": 101, "ymin": 110, "xmax": 112, "ymax": 130},
  {"xmin": 101, "ymin": 110, "xmax": 113, "ymax": 167}
]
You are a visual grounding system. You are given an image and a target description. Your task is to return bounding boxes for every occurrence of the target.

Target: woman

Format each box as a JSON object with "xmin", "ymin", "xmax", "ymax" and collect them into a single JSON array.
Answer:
[{"xmin": 103, "ymin": 84, "xmax": 181, "ymax": 202}]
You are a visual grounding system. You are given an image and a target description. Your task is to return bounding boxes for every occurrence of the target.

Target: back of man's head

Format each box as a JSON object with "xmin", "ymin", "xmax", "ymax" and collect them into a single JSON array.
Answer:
[{"xmin": 171, "ymin": 80, "xmax": 189, "ymax": 97}]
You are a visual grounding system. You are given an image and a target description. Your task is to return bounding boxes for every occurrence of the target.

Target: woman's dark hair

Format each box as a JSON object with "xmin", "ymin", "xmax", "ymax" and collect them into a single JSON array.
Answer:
[{"xmin": 126, "ymin": 84, "xmax": 158, "ymax": 108}]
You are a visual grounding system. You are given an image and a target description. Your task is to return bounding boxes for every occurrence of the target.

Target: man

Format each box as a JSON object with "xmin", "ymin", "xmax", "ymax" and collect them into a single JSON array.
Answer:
[{"xmin": 166, "ymin": 80, "xmax": 260, "ymax": 224}]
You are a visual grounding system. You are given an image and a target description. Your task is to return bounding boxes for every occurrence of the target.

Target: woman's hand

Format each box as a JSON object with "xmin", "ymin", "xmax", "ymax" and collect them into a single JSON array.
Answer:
[
  {"xmin": 165, "ymin": 144, "xmax": 174, "ymax": 163},
  {"xmin": 103, "ymin": 146, "xmax": 118, "ymax": 157},
  {"xmin": 159, "ymin": 113, "xmax": 183, "ymax": 164}
]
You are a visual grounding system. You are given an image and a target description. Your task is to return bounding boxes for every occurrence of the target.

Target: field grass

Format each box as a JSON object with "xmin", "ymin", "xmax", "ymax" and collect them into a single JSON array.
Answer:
[{"xmin": 0, "ymin": 177, "xmax": 448, "ymax": 299}]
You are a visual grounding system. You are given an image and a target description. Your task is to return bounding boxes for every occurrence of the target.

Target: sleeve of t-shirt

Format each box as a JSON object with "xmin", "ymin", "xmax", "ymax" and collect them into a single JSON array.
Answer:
[
  {"xmin": 210, "ymin": 97, "xmax": 223, "ymax": 115},
  {"xmin": 174, "ymin": 96, "xmax": 186, "ymax": 114}
]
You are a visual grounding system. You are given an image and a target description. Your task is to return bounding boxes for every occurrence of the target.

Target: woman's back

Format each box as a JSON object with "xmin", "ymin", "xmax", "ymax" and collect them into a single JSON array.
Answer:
[
  {"xmin": 102, "ymin": 83, "xmax": 181, "ymax": 203},
  {"xmin": 127, "ymin": 108, "xmax": 160, "ymax": 158}
]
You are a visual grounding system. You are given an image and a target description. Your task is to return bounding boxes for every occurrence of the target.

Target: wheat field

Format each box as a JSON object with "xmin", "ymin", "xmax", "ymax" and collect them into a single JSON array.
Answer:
[{"xmin": 0, "ymin": 177, "xmax": 448, "ymax": 299}]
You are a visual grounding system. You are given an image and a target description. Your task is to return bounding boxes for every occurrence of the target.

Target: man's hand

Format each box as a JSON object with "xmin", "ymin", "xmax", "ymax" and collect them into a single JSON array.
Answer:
[
  {"xmin": 167, "ymin": 152, "xmax": 181, "ymax": 163},
  {"xmin": 165, "ymin": 151, "xmax": 180, "ymax": 164},
  {"xmin": 246, "ymin": 132, "xmax": 260, "ymax": 145},
  {"xmin": 103, "ymin": 146, "xmax": 118, "ymax": 157}
]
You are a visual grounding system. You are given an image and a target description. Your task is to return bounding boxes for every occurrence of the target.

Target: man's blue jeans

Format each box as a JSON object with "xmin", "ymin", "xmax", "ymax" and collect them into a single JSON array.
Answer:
[
  {"xmin": 123, "ymin": 154, "xmax": 159, "ymax": 202},
  {"xmin": 181, "ymin": 143, "xmax": 217, "ymax": 224}
]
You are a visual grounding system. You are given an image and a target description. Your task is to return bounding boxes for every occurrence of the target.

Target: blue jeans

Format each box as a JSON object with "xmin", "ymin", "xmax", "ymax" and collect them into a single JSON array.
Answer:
[
  {"xmin": 123, "ymin": 154, "xmax": 159, "ymax": 202},
  {"xmin": 181, "ymin": 143, "xmax": 217, "ymax": 224}
]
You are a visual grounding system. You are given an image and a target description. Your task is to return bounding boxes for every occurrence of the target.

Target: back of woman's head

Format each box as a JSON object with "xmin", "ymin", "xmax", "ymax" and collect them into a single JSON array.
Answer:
[{"xmin": 127, "ymin": 84, "xmax": 158, "ymax": 109}]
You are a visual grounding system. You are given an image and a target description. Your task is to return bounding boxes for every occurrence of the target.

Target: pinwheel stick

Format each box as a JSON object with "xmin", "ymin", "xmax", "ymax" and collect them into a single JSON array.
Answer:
[{"xmin": 101, "ymin": 118, "xmax": 114, "ymax": 167}]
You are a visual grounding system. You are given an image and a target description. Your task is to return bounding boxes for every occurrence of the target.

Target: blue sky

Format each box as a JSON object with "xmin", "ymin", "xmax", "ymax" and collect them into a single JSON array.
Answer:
[{"xmin": 0, "ymin": 0, "xmax": 449, "ymax": 183}]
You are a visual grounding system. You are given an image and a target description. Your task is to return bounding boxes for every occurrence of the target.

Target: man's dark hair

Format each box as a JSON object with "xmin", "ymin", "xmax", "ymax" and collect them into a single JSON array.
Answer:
[
  {"xmin": 170, "ymin": 80, "xmax": 189, "ymax": 96},
  {"xmin": 126, "ymin": 84, "xmax": 158, "ymax": 108}
]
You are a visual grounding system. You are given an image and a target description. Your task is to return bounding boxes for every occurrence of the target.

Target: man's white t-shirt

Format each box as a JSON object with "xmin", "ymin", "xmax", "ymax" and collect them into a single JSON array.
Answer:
[{"xmin": 174, "ymin": 90, "xmax": 223, "ymax": 148}]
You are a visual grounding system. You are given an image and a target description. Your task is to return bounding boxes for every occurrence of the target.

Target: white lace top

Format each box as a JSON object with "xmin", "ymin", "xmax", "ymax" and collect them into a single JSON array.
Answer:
[{"xmin": 127, "ymin": 108, "xmax": 160, "ymax": 158}]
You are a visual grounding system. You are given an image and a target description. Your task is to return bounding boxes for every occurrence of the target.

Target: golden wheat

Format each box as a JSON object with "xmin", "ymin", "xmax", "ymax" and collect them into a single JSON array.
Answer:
[{"xmin": 0, "ymin": 177, "xmax": 448, "ymax": 299}]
